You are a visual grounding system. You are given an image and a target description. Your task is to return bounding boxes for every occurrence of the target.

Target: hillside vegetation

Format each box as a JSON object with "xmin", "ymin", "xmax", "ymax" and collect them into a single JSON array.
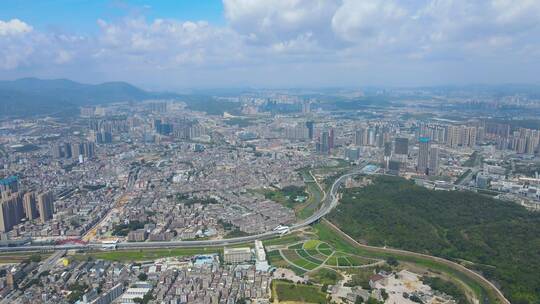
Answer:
[{"xmin": 328, "ymin": 176, "xmax": 540, "ymax": 304}]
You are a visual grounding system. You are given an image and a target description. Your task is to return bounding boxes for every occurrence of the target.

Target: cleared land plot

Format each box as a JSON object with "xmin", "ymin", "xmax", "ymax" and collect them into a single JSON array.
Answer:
[
  {"xmin": 0, "ymin": 253, "xmax": 49, "ymax": 264},
  {"xmin": 273, "ymin": 280, "xmax": 327, "ymax": 303},
  {"xmin": 309, "ymin": 268, "xmax": 344, "ymax": 285}
]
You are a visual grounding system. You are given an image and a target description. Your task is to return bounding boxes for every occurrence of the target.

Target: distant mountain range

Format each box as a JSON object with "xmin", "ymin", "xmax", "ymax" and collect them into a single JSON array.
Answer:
[{"xmin": 0, "ymin": 78, "xmax": 178, "ymax": 118}]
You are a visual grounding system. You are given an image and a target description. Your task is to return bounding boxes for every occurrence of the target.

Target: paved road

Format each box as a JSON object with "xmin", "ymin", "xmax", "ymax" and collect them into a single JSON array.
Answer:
[{"xmin": 0, "ymin": 168, "xmax": 361, "ymax": 253}]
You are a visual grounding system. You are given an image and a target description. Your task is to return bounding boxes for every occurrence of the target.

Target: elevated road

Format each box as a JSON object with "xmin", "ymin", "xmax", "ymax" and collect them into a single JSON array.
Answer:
[{"xmin": 0, "ymin": 168, "xmax": 361, "ymax": 253}]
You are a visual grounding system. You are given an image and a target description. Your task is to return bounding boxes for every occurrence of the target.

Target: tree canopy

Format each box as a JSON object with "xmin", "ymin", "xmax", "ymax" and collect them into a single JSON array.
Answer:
[{"xmin": 328, "ymin": 176, "xmax": 540, "ymax": 304}]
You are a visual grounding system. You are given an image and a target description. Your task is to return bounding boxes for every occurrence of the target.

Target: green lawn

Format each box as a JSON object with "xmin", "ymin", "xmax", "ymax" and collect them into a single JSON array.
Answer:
[
  {"xmin": 74, "ymin": 248, "xmax": 221, "ymax": 262},
  {"xmin": 289, "ymin": 265, "xmax": 308, "ymax": 276},
  {"xmin": 303, "ymin": 240, "xmax": 322, "ymax": 250},
  {"xmin": 281, "ymin": 250, "xmax": 305, "ymax": 265},
  {"xmin": 338, "ymin": 257, "xmax": 352, "ymax": 267},
  {"xmin": 306, "ymin": 249, "xmax": 327, "ymax": 260},
  {"xmin": 267, "ymin": 250, "xmax": 289, "ymax": 268},
  {"xmin": 288, "ymin": 243, "xmax": 304, "ymax": 250},
  {"xmin": 282, "ymin": 250, "xmax": 320, "ymax": 270},
  {"xmin": 326, "ymin": 256, "xmax": 338, "ymax": 267},
  {"xmin": 318, "ymin": 248, "xmax": 333, "ymax": 256},
  {"xmin": 263, "ymin": 234, "xmax": 302, "ymax": 246},
  {"xmin": 347, "ymin": 255, "xmax": 374, "ymax": 266},
  {"xmin": 273, "ymin": 281, "xmax": 327, "ymax": 304},
  {"xmin": 297, "ymin": 249, "xmax": 325, "ymax": 264},
  {"xmin": 309, "ymin": 268, "xmax": 343, "ymax": 285}
]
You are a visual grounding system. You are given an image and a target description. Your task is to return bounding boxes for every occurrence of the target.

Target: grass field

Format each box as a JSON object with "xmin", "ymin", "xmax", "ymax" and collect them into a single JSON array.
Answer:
[
  {"xmin": 288, "ymin": 243, "xmax": 304, "ymax": 250},
  {"xmin": 297, "ymin": 249, "xmax": 325, "ymax": 264},
  {"xmin": 306, "ymin": 249, "xmax": 327, "ymax": 260},
  {"xmin": 326, "ymin": 256, "xmax": 338, "ymax": 267},
  {"xmin": 74, "ymin": 247, "xmax": 222, "ymax": 262},
  {"xmin": 288, "ymin": 264, "xmax": 308, "ymax": 276},
  {"xmin": 263, "ymin": 234, "xmax": 303, "ymax": 247},
  {"xmin": 0, "ymin": 252, "xmax": 49, "ymax": 264},
  {"xmin": 267, "ymin": 250, "xmax": 289, "ymax": 268},
  {"xmin": 273, "ymin": 280, "xmax": 327, "ymax": 303},
  {"xmin": 338, "ymin": 256, "xmax": 352, "ymax": 267},
  {"xmin": 303, "ymin": 239, "xmax": 322, "ymax": 250},
  {"xmin": 309, "ymin": 268, "xmax": 343, "ymax": 285},
  {"xmin": 317, "ymin": 243, "xmax": 334, "ymax": 257},
  {"xmin": 281, "ymin": 250, "xmax": 320, "ymax": 270}
]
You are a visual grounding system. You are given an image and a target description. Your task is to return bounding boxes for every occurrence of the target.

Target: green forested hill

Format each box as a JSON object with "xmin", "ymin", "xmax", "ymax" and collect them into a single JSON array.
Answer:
[{"xmin": 328, "ymin": 176, "xmax": 540, "ymax": 304}]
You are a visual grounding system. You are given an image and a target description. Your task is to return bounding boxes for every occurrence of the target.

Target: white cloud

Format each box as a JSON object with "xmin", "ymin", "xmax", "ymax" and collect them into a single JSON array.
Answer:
[
  {"xmin": 1, "ymin": 1, "xmax": 540, "ymax": 87},
  {"xmin": 331, "ymin": 0, "xmax": 408, "ymax": 44},
  {"xmin": 0, "ymin": 20, "xmax": 89, "ymax": 70},
  {"xmin": 94, "ymin": 17, "xmax": 244, "ymax": 68},
  {"xmin": 223, "ymin": 0, "xmax": 341, "ymax": 47},
  {"xmin": 0, "ymin": 19, "xmax": 32, "ymax": 36},
  {"xmin": 0, "ymin": 19, "xmax": 35, "ymax": 69}
]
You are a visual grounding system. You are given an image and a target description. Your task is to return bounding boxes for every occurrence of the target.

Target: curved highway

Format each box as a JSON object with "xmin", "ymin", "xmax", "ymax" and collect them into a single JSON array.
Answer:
[{"xmin": 0, "ymin": 169, "xmax": 361, "ymax": 253}]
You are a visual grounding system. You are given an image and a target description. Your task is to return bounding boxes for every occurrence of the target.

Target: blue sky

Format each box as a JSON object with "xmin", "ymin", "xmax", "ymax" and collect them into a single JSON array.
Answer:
[
  {"xmin": 1, "ymin": 0, "xmax": 540, "ymax": 90},
  {"xmin": 0, "ymin": 0, "xmax": 225, "ymax": 32}
]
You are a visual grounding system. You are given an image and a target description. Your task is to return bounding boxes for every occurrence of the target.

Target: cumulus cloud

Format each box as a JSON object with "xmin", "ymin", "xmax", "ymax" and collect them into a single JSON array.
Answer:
[
  {"xmin": 332, "ymin": 0, "xmax": 408, "ymax": 44},
  {"xmin": 0, "ymin": 19, "xmax": 32, "ymax": 36},
  {"xmin": 224, "ymin": 0, "xmax": 341, "ymax": 47},
  {"xmin": 0, "ymin": 20, "xmax": 34, "ymax": 69},
  {"xmin": 1, "ymin": 1, "xmax": 540, "ymax": 87},
  {"xmin": 94, "ymin": 17, "xmax": 245, "ymax": 68}
]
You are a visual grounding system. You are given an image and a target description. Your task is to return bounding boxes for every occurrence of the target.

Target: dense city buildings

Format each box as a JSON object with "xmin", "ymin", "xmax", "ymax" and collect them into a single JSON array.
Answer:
[{"xmin": 2, "ymin": 87, "xmax": 540, "ymax": 303}]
